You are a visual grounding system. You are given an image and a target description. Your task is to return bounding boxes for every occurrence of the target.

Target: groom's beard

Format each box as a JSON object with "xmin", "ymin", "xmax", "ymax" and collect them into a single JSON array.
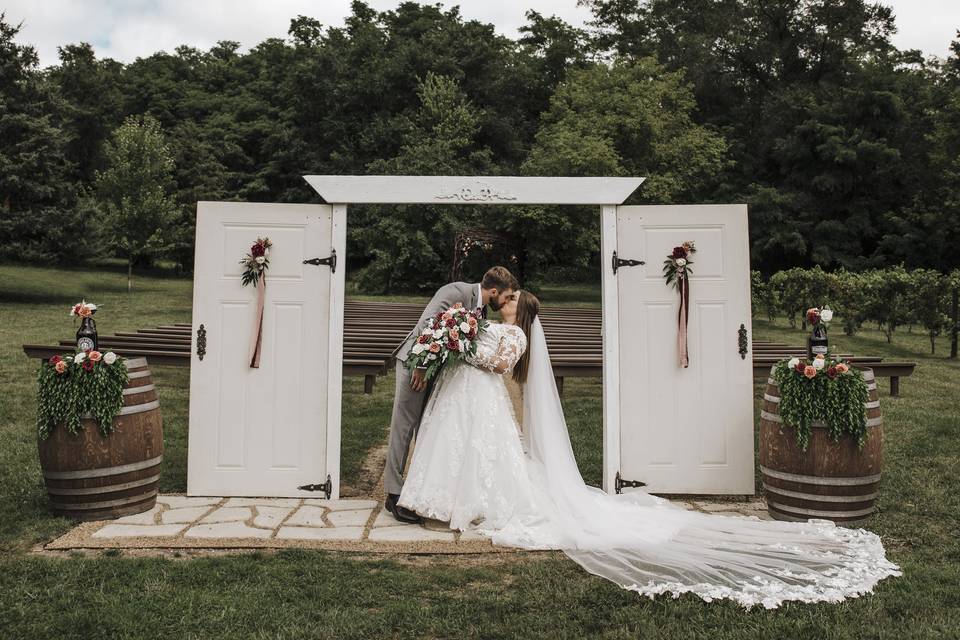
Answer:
[{"xmin": 488, "ymin": 298, "xmax": 501, "ymax": 311}]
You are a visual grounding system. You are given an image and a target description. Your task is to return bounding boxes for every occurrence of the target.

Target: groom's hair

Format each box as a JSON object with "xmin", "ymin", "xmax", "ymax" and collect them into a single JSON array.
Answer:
[{"xmin": 481, "ymin": 266, "xmax": 519, "ymax": 292}]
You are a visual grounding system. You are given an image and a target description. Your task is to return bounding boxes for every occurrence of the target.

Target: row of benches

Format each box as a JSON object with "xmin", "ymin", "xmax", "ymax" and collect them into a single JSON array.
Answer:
[{"xmin": 22, "ymin": 300, "xmax": 915, "ymax": 396}]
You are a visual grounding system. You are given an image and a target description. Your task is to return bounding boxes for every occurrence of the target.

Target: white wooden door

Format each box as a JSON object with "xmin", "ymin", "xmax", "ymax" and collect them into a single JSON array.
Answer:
[
  {"xmin": 187, "ymin": 201, "xmax": 346, "ymax": 497},
  {"xmin": 603, "ymin": 205, "xmax": 754, "ymax": 495}
]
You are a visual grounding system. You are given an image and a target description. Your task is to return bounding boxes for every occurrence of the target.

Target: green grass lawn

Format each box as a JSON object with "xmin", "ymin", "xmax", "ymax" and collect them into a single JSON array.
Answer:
[{"xmin": 1, "ymin": 264, "xmax": 958, "ymax": 639}]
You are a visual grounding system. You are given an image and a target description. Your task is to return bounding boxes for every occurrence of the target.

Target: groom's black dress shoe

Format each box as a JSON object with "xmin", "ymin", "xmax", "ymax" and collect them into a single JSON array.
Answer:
[{"xmin": 385, "ymin": 493, "xmax": 423, "ymax": 524}]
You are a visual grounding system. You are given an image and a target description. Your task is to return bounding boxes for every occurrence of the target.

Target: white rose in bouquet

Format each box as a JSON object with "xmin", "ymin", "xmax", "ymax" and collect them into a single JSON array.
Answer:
[
  {"xmin": 74, "ymin": 352, "xmax": 86, "ymax": 364},
  {"xmin": 820, "ymin": 308, "xmax": 833, "ymax": 322},
  {"xmin": 255, "ymin": 256, "xmax": 266, "ymax": 265},
  {"xmin": 676, "ymin": 258, "xmax": 687, "ymax": 267},
  {"xmin": 433, "ymin": 329, "xmax": 443, "ymax": 339},
  {"xmin": 459, "ymin": 322, "xmax": 470, "ymax": 333},
  {"xmin": 412, "ymin": 343, "xmax": 425, "ymax": 355},
  {"xmin": 103, "ymin": 351, "xmax": 117, "ymax": 365},
  {"xmin": 788, "ymin": 357, "xmax": 800, "ymax": 369}
]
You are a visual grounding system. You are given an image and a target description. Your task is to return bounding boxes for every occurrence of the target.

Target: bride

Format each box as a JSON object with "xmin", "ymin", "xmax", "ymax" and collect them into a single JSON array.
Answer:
[{"xmin": 398, "ymin": 291, "xmax": 901, "ymax": 609}]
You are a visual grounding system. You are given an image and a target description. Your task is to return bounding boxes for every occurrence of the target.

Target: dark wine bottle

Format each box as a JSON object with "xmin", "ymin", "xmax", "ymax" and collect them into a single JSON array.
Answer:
[
  {"xmin": 76, "ymin": 316, "xmax": 98, "ymax": 352},
  {"xmin": 807, "ymin": 322, "xmax": 828, "ymax": 359}
]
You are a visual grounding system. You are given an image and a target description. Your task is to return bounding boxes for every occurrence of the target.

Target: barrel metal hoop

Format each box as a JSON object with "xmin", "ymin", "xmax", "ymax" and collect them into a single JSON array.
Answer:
[
  {"xmin": 122, "ymin": 383, "xmax": 156, "ymax": 396},
  {"xmin": 763, "ymin": 393, "xmax": 780, "ymax": 404},
  {"xmin": 49, "ymin": 489, "xmax": 157, "ymax": 510},
  {"xmin": 766, "ymin": 500, "xmax": 877, "ymax": 519},
  {"xmin": 124, "ymin": 357, "xmax": 148, "ymax": 369},
  {"xmin": 80, "ymin": 399, "xmax": 160, "ymax": 419},
  {"xmin": 127, "ymin": 370, "xmax": 151, "ymax": 380},
  {"xmin": 762, "ymin": 483, "xmax": 879, "ymax": 503},
  {"xmin": 44, "ymin": 474, "xmax": 161, "ymax": 496},
  {"xmin": 42, "ymin": 454, "xmax": 163, "ymax": 480},
  {"xmin": 760, "ymin": 465, "xmax": 882, "ymax": 486},
  {"xmin": 760, "ymin": 410, "xmax": 882, "ymax": 428}
]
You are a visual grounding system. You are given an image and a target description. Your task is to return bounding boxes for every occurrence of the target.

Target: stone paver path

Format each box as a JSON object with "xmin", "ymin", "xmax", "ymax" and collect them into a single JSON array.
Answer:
[{"xmin": 43, "ymin": 494, "xmax": 773, "ymax": 554}]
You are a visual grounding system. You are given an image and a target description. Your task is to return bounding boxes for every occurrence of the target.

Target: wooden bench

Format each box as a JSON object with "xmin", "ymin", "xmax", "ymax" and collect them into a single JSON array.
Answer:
[{"xmin": 22, "ymin": 302, "xmax": 916, "ymax": 397}]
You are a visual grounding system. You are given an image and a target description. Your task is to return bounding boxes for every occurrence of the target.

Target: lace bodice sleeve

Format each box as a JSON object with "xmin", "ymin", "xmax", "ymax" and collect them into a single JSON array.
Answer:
[{"xmin": 466, "ymin": 324, "xmax": 527, "ymax": 375}]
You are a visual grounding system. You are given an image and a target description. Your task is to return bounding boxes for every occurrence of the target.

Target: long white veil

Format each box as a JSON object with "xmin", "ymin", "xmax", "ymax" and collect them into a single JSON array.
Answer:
[{"xmin": 507, "ymin": 316, "xmax": 900, "ymax": 609}]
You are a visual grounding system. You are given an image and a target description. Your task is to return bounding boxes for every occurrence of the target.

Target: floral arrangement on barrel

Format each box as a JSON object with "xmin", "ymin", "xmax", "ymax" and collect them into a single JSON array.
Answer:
[
  {"xmin": 773, "ymin": 315, "xmax": 869, "ymax": 452},
  {"xmin": 405, "ymin": 303, "xmax": 489, "ymax": 381},
  {"xmin": 36, "ymin": 303, "xmax": 129, "ymax": 440}
]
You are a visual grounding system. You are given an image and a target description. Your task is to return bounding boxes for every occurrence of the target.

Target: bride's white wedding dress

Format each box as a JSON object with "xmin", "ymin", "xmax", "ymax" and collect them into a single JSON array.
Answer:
[{"xmin": 398, "ymin": 319, "xmax": 901, "ymax": 609}]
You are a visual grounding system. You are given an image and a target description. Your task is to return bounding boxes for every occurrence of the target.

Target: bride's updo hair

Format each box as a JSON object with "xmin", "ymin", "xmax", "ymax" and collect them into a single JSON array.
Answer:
[{"xmin": 512, "ymin": 290, "xmax": 540, "ymax": 384}]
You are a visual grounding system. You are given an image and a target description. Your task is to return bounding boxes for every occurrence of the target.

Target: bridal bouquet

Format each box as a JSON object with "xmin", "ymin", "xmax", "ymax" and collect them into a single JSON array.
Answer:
[{"xmin": 406, "ymin": 303, "xmax": 488, "ymax": 381}]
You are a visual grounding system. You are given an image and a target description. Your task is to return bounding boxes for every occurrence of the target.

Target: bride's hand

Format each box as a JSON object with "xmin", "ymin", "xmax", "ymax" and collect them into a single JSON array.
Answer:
[{"xmin": 410, "ymin": 367, "xmax": 427, "ymax": 392}]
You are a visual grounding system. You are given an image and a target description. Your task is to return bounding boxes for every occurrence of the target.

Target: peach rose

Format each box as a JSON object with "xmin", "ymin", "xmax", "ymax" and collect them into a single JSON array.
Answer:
[
  {"xmin": 803, "ymin": 365, "xmax": 817, "ymax": 379},
  {"xmin": 467, "ymin": 316, "xmax": 477, "ymax": 328},
  {"xmin": 429, "ymin": 342, "xmax": 441, "ymax": 353},
  {"xmin": 449, "ymin": 329, "xmax": 459, "ymax": 340},
  {"xmin": 78, "ymin": 305, "xmax": 92, "ymax": 318},
  {"xmin": 836, "ymin": 363, "xmax": 849, "ymax": 374},
  {"xmin": 88, "ymin": 350, "xmax": 102, "ymax": 362},
  {"xmin": 54, "ymin": 360, "xmax": 67, "ymax": 374}
]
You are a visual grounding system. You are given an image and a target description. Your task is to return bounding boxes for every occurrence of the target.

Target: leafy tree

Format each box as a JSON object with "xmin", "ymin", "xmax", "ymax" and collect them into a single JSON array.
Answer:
[
  {"xmin": 94, "ymin": 115, "xmax": 177, "ymax": 290},
  {"xmin": 352, "ymin": 72, "xmax": 493, "ymax": 293},
  {"xmin": 0, "ymin": 14, "xmax": 83, "ymax": 263}
]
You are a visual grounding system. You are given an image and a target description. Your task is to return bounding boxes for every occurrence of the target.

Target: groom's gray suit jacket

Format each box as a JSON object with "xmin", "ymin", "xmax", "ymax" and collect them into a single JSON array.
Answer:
[
  {"xmin": 385, "ymin": 281, "xmax": 481, "ymax": 496},
  {"xmin": 392, "ymin": 281, "xmax": 480, "ymax": 363}
]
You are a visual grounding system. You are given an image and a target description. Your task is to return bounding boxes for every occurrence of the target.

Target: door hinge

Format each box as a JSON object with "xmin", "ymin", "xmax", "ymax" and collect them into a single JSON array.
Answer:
[
  {"xmin": 612, "ymin": 251, "xmax": 644, "ymax": 274},
  {"xmin": 615, "ymin": 471, "xmax": 646, "ymax": 494},
  {"xmin": 196, "ymin": 324, "xmax": 207, "ymax": 360},
  {"xmin": 303, "ymin": 249, "xmax": 336, "ymax": 273},
  {"xmin": 298, "ymin": 474, "xmax": 332, "ymax": 500}
]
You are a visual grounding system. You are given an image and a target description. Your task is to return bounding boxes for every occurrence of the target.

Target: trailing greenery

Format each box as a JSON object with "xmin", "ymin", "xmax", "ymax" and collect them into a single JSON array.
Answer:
[
  {"xmin": 772, "ymin": 357, "xmax": 869, "ymax": 451},
  {"xmin": 36, "ymin": 353, "xmax": 129, "ymax": 439}
]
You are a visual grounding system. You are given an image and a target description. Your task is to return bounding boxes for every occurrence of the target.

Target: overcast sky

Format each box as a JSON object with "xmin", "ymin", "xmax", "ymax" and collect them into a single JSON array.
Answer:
[{"xmin": 4, "ymin": 0, "xmax": 958, "ymax": 68}]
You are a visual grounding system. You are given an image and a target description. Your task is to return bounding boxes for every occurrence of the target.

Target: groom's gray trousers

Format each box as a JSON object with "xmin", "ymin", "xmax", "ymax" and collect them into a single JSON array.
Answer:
[{"xmin": 384, "ymin": 281, "xmax": 480, "ymax": 496}]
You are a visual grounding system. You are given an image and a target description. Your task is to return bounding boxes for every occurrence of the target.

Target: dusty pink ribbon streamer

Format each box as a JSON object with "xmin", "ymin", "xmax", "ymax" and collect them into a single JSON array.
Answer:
[
  {"xmin": 249, "ymin": 276, "xmax": 265, "ymax": 368},
  {"xmin": 677, "ymin": 271, "xmax": 689, "ymax": 368}
]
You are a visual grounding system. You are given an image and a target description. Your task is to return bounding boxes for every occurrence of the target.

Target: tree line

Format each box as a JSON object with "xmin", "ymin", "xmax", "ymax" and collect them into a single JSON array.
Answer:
[
  {"xmin": 1, "ymin": 1, "xmax": 959, "ymax": 292},
  {"xmin": 752, "ymin": 266, "xmax": 960, "ymax": 355}
]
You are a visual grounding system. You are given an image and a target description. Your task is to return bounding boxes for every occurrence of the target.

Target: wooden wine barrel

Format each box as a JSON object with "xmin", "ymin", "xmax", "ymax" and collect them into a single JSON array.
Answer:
[
  {"xmin": 759, "ymin": 366, "xmax": 882, "ymax": 525},
  {"xmin": 37, "ymin": 357, "xmax": 163, "ymax": 521}
]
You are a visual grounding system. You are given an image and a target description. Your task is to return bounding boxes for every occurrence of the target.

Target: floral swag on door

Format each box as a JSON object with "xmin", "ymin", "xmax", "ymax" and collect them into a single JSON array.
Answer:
[
  {"xmin": 240, "ymin": 237, "xmax": 272, "ymax": 368},
  {"xmin": 663, "ymin": 241, "xmax": 696, "ymax": 368}
]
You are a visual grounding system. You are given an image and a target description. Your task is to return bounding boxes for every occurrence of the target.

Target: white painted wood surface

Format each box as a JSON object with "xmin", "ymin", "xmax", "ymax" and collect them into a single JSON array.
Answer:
[
  {"xmin": 188, "ymin": 202, "xmax": 341, "ymax": 497},
  {"xmin": 613, "ymin": 205, "xmax": 754, "ymax": 495},
  {"xmin": 600, "ymin": 204, "xmax": 621, "ymax": 494},
  {"xmin": 303, "ymin": 175, "xmax": 645, "ymax": 205}
]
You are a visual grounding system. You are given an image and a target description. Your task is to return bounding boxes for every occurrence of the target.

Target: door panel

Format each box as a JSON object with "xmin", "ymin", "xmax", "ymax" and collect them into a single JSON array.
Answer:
[
  {"xmin": 188, "ymin": 202, "xmax": 336, "ymax": 497},
  {"xmin": 615, "ymin": 205, "xmax": 753, "ymax": 494}
]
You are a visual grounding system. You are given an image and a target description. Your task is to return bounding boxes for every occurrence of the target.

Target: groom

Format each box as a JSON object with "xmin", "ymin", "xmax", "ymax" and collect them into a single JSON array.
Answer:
[{"xmin": 384, "ymin": 266, "xmax": 520, "ymax": 524}]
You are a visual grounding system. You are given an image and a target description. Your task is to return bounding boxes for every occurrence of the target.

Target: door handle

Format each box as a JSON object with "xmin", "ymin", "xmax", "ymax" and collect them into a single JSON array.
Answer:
[{"xmin": 196, "ymin": 324, "xmax": 207, "ymax": 360}]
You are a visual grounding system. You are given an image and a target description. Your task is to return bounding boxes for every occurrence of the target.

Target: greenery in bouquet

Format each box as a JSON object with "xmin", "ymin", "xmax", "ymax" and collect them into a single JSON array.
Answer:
[
  {"xmin": 773, "ymin": 354, "xmax": 869, "ymax": 451},
  {"xmin": 405, "ymin": 303, "xmax": 489, "ymax": 381}
]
